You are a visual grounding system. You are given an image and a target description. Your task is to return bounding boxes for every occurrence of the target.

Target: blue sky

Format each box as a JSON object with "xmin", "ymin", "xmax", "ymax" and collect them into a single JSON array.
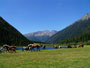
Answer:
[{"xmin": 0, "ymin": 0, "xmax": 90, "ymax": 34}]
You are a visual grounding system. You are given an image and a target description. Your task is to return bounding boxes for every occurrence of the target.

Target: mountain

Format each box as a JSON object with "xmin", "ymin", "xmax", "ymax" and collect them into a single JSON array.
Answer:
[
  {"xmin": 0, "ymin": 17, "xmax": 33, "ymax": 46},
  {"xmin": 24, "ymin": 30, "xmax": 57, "ymax": 42},
  {"xmin": 46, "ymin": 13, "xmax": 90, "ymax": 43}
]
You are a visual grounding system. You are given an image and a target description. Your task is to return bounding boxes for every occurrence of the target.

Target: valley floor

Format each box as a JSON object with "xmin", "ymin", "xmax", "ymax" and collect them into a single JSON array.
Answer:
[{"xmin": 0, "ymin": 46, "xmax": 90, "ymax": 68}]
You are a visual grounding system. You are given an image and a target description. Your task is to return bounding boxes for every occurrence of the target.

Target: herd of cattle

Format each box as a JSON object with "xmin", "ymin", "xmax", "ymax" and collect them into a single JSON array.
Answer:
[
  {"xmin": 53, "ymin": 44, "xmax": 84, "ymax": 49},
  {"xmin": 0, "ymin": 44, "xmax": 84, "ymax": 53}
]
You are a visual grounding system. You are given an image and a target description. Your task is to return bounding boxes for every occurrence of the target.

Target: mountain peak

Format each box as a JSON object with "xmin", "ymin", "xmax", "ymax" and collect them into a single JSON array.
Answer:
[
  {"xmin": 24, "ymin": 30, "xmax": 57, "ymax": 42},
  {"xmin": 25, "ymin": 30, "xmax": 57, "ymax": 36},
  {"xmin": 80, "ymin": 13, "xmax": 90, "ymax": 21},
  {"xmin": 46, "ymin": 13, "xmax": 90, "ymax": 43}
]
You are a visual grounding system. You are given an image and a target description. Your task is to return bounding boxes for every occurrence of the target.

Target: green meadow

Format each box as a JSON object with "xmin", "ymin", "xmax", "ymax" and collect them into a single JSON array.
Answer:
[{"xmin": 0, "ymin": 46, "xmax": 90, "ymax": 68}]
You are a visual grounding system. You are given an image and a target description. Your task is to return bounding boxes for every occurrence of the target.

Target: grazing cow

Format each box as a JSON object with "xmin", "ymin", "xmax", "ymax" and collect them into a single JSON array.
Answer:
[
  {"xmin": 78, "ymin": 44, "xmax": 84, "ymax": 48},
  {"xmin": 42, "ymin": 45, "xmax": 46, "ymax": 50},
  {"xmin": 59, "ymin": 46, "xmax": 61, "ymax": 48},
  {"xmin": 3, "ymin": 44, "xmax": 16, "ymax": 53},
  {"xmin": 67, "ymin": 45, "xmax": 72, "ymax": 48},
  {"xmin": 73, "ymin": 45, "xmax": 77, "ymax": 48},
  {"xmin": 53, "ymin": 45, "xmax": 58, "ymax": 49},
  {"xmin": 28, "ymin": 44, "xmax": 41, "ymax": 51},
  {"xmin": 22, "ymin": 46, "xmax": 30, "ymax": 51},
  {"xmin": 22, "ymin": 44, "xmax": 33, "ymax": 51}
]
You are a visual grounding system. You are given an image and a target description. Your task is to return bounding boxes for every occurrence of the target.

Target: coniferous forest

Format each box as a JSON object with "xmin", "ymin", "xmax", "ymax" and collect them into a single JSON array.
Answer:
[
  {"xmin": 0, "ymin": 17, "xmax": 33, "ymax": 46},
  {"xmin": 46, "ymin": 14, "xmax": 90, "ymax": 45}
]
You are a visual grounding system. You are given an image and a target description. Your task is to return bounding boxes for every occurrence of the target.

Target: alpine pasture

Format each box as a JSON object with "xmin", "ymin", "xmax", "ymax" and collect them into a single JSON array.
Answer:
[{"xmin": 0, "ymin": 45, "xmax": 90, "ymax": 68}]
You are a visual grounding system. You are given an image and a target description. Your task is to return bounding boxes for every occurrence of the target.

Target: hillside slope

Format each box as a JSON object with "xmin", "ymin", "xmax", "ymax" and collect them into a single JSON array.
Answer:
[
  {"xmin": 46, "ymin": 13, "xmax": 90, "ymax": 43},
  {"xmin": 0, "ymin": 17, "xmax": 33, "ymax": 46}
]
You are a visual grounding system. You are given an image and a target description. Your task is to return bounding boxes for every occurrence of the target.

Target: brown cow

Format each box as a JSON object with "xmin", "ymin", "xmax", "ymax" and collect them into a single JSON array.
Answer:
[
  {"xmin": 73, "ymin": 45, "xmax": 77, "ymax": 48},
  {"xmin": 3, "ymin": 44, "xmax": 16, "ymax": 53},
  {"xmin": 67, "ymin": 45, "xmax": 72, "ymax": 48},
  {"xmin": 28, "ymin": 44, "xmax": 41, "ymax": 51},
  {"xmin": 78, "ymin": 44, "xmax": 84, "ymax": 48},
  {"xmin": 53, "ymin": 45, "xmax": 58, "ymax": 49}
]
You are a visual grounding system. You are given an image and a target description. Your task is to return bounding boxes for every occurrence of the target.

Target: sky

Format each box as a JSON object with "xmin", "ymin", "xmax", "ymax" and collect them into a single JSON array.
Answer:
[{"xmin": 0, "ymin": 0, "xmax": 90, "ymax": 34}]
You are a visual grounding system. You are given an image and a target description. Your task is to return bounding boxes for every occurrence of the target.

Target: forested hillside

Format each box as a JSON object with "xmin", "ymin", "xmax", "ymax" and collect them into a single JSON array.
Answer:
[
  {"xmin": 60, "ymin": 25, "xmax": 90, "ymax": 45},
  {"xmin": 46, "ymin": 13, "xmax": 90, "ymax": 44},
  {"xmin": 0, "ymin": 17, "xmax": 33, "ymax": 46}
]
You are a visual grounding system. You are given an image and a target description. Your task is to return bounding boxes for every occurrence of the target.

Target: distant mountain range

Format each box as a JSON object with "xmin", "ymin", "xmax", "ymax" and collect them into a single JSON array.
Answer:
[
  {"xmin": 46, "ymin": 13, "xmax": 90, "ymax": 44},
  {"xmin": 0, "ymin": 17, "xmax": 33, "ymax": 46},
  {"xmin": 24, "ymin": 30, "xmax": 57, "ymax": 42}
]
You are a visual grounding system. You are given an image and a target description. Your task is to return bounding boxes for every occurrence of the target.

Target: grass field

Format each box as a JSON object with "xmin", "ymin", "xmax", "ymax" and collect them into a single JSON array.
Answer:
[{"xmin": 0, "ymin": 46, "xmax": 90, "ymax": 68}]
